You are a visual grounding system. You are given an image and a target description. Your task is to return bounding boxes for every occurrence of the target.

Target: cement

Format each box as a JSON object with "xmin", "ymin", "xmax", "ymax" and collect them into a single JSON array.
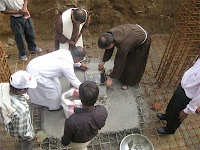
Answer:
[{"xmin": 42, "ymin": 59, "xmax": 139, "ymax": 138}]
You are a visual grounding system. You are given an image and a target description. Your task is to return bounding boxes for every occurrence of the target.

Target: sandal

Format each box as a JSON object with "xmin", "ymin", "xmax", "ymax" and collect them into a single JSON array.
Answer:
[
  {"xmin": 121, "ymin": 85, "xmax": 129, "ymax": 90},
  {"xmin": 106, "ymin": 69, "xmax": 113, "ymax": 76}
]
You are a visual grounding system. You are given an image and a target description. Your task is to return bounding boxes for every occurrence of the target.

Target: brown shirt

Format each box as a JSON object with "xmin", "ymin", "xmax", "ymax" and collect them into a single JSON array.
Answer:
[
  {"xmin": 102, "ymin": 24, "xmax": 147, "ymax": 79},
  {"xmin": 62, "ymin": 105, "xmax": 107, "ymax": 146}
]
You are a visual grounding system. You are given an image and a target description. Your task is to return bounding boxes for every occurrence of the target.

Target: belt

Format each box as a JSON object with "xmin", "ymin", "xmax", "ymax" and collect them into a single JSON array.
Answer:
[{"xmin": 136, "ymin": 24, "xmax": 147, "ymax": 45}]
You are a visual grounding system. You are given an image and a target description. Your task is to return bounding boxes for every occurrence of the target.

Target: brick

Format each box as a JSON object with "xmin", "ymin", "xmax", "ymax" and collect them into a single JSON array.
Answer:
[
  {"xmin": 168, "ymin": 140, "xmax": 178, "ymax": 149},
  {"xmin": 176, "ymin": 138, "xmax": 186, "ymax": 147},
  {"xmin": 187, "ymin": 129, "xmax": 196, "ymax": 137},
  {"xmin": 174, "ymin": 130, "xmax": 183, "ymax": 140},
  {"xmin": 194, "ymin": 128, "xmax": 200, "ymax": 136},
  {"xmin": 184, "ymin": 137, "xmax": 192, "ymax": 145},
  {"xmin": 190, "ymin": 136, "xmax": 199, "ymax": 144},
  {"xmin": 161, "ymin": 141, "xmax": 170, "ymax": 149},
  {"xmin": 181, "ymin": 130, "xmax": 189, "ymax": 138}
]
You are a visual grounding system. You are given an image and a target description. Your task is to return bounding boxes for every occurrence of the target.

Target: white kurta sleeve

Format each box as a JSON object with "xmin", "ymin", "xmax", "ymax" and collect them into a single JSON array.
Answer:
[
  {"xmin": 61, "ymin": 66, "xmax": 81, "ymax": 88},
  {"xmin": 184, "ymin": 86, "xmax": 200, "ymax": 114},
  {"xmin": 73, "ymin": 62, "xmax": 81, "ymax": 67}
]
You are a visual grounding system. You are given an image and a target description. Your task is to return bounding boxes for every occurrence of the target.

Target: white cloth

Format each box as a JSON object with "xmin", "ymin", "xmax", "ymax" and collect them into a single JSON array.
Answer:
[
  {"xmin": 0, "ymin": 0, "xmax": 24, "ymax": 17},
  {"xmin": 0, "ymin": 83, "xmax": 15, "ymax": 125},
  {"xmin": 26, "ymin": 49, "xmax": 82, "ymax": 110},
  {"xmin": 60, "ymin": 8, "xmax": 84, "ymax": 50},
  {"xmin": 69, "ymin": 139, "xmax": 92, "ymax": 150},
  {"xmin": 136, "ymin": 24, "xmax": 147, "ymax": 44},
  {"xmin": 181, "ymin": 58, "xmax": 200, "ymax": 114}
]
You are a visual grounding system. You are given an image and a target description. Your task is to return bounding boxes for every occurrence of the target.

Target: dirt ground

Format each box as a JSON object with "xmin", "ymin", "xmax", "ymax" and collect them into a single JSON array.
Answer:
[{"xmin": 0, "ymin": 0, "xmax": 181, "ymax": 43}]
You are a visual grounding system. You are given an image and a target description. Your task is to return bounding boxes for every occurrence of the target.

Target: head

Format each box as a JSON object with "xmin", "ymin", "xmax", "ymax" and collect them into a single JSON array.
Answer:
[
  {"xmin": 10, "ymin": 70, "xmax": 37, "ymax": 94},
  {"xmin": 72, "ymin": 8, "xmax": 87, "ymax": 24},
  {"xmin": 70, "ymin": 46, "xmax": 86, "ymax": 63},
  {"xmin": 98, "ymin": 32, "xmax": 115, "ymax": 49},
  {"xmin": 79, "ymin": 81, "xmax": 99, "ymax": 106}
]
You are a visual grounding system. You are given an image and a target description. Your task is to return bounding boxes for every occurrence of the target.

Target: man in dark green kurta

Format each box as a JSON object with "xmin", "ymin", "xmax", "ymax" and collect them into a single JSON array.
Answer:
[{"xmin": 98, "ymin": 24, "xmax": 151, "ymax": 90}]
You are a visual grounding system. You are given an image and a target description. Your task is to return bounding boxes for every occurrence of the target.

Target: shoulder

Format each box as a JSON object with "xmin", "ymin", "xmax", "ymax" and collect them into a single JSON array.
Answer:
[{"xmin": 95, "ymin": 105, "xmax": 108, "ymax": 115}]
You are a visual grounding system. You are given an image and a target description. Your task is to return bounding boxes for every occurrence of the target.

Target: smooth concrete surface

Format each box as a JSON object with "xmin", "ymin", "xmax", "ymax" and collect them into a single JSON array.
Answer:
[{"xmin": 42, "ymin": 60, "xmax": 139, "ymax": 138}]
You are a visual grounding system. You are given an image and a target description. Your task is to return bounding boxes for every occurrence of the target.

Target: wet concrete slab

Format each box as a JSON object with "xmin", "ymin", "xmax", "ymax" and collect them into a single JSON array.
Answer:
[{"xmin": 42, "ymin": 59, "xmax": 139, "ymax": 138}]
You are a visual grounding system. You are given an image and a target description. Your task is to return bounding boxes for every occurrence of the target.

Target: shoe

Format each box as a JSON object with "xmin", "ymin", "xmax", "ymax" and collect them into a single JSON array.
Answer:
[
  {"xmin": 157, "ymin": 113, "xmax": 167, "ymax": 120},
  {"xmin": 20, "ymin": 55, "xmax": 28, "ymax": 61},
  {"xmin": 30, "ymin": 47, "xmax": 42, "ymax": 53},
  {"xmin": 157, "ymin": 127, "xmax": 169, "ymax": 134}
]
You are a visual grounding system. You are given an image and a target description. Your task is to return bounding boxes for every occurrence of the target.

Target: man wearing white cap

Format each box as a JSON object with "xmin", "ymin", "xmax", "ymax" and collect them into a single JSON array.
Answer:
[{"xmin": 0, "ymin": 70, "xmax": 37, "ymax": 150}]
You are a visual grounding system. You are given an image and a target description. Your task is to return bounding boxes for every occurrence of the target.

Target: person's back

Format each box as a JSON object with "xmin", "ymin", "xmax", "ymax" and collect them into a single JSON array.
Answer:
[{"xmin": 62, "ymin": 81, "xmax": 107, "ymax": 150}]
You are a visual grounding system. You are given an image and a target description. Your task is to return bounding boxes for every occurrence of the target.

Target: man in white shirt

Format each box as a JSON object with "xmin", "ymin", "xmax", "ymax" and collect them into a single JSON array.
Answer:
[
  {"xmin": 157, "ymin": 57, "xmax": 200, "ymax": 134},
  {"xmin": 26, "ymin": 46, "xmax": 88, "ymax": 111},
  {"xmin": 0, "ymin": 0, "xmax": 42, "ymax": 61}
]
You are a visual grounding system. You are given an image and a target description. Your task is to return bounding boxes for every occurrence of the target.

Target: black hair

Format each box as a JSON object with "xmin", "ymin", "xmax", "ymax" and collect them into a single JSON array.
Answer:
[
  {"xmin": 79, "ymin": 81, "xmax": 99, "ymax": 106},
  {"xmin": 98, "ymin": 32, "xmax": 114, "ymax": 49},
  {"xmin": 70, "ymin": 46, "xmax": 86, "ymax": 60},
  {"xmin": 10, "ymin": 85, "xmax": 22, "ymax": 92},
  {"xmin": 73, "ymin": 8, "xmax": 87, "ymax": 23}
]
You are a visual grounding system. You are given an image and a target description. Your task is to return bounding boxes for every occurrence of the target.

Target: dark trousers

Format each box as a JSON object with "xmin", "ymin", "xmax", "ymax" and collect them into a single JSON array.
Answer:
[
  {"xmin": 165, "ymin": 84, "xmax": 191, "ymax": 134},
  {"xmin": 10, "ymin": 16, "xmax": 37, "ymax": 56},
  {"xmin": 20, "ymin": 139, "xmax": 34, "ymax": 150}
]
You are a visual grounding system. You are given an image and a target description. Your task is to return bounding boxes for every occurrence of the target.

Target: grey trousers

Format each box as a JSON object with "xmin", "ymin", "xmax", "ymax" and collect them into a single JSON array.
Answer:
[
  {"xmin": 20, "ymin": 139, "xmax": 34, "ymax": 150},
  {"xmin": 10, "ymin": 16, "xmax": 37, "ymax": 56}
]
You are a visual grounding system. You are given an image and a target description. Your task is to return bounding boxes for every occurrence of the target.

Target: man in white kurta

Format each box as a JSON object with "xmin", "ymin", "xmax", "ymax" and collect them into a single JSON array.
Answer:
[{"xmin": 26, "ymin": 47, "xmax": 87, "ymax": 110}]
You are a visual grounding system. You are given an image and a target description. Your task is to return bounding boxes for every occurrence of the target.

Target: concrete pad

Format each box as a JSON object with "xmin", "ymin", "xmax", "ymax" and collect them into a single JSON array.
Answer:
[{"xmin": 41, "ymin": 59, "xmax": 139, "ymax": 138}]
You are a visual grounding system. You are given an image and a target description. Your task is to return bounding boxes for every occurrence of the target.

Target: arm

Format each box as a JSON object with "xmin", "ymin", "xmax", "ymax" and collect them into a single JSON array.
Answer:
[
  {"xmin": 23, "ymin": 0, "xmax": 28, "ymax": 9},
  {"xmin": 183, "ymin": 86, "xmax": 200, "ymax": 114},
  {"xmin": 62, "ymin": 119, "xmax": 73, "ymax": 146},
  {"xmin": 1, "ymin": 9, "xmax": 28, "ymax": 15},
  {"xmin": 62, "ymin": 66, "xmax": 81, "ymax": 88}
]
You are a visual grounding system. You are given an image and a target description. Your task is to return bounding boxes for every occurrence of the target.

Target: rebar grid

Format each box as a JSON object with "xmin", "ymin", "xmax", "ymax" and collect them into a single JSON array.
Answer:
[
  {"xmin": 155, "ymin": 0, "xmax": 200, "ymax": 89},
  {"xmin": 0, "ymin": 42, "xmax": 11, "ymax": 82}
]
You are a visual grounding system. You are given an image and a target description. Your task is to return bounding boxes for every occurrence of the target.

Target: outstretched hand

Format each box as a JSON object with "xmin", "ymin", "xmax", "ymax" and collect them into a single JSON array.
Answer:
[
  {"xmin": 80, "ymin": 64, "xmax": 89, "ymax": 70},
  {"xmin": 179, "ymin": 110, "xmax": 188, "ymax": 122}
]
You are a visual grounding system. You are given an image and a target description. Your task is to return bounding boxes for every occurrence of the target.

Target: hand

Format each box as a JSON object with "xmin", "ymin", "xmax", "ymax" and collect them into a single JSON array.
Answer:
[
  {"xmin": 106, "ymin": 78, "xmax": 112, "ymax": 88},
  {"xmin": 80, "ymin": 64, "xmax": 89, "ymax": 70},
  {"xmin": 73, "ymin": 88, "xmax": 79, "ymax": 97},
  {"xmin": 24, "ymin": 10, "xmax": 30, "ymax": 19},
  {"xmin": 98, "ymin": 61, "xmax": 105, "ymax": 70},
  {"xmin": 196, "ymin": 107, "xmax": 200, "ymax": 114},
  {"xmin": 68, "ymin": 40, "xmax": 75, "ymax": 45},
  {"xmin": 179, "ymin": 110, "xmax": 188, "ymax": 122}
]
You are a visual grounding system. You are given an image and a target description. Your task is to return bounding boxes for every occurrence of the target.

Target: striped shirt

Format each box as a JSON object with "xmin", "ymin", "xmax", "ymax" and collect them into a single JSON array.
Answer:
[{"xmin": 2, "ymin": 93, "xmax": 34, "ymax": 141}]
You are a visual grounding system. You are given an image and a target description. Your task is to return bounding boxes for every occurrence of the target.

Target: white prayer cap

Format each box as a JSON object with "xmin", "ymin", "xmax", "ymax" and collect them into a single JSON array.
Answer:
[{"xmin": 10, "ymin": 70, "xmax": 37, "ymax": 89}]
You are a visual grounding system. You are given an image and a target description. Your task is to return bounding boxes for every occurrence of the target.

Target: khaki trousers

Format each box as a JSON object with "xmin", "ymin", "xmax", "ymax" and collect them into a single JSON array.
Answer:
[{"xmin": 68, "ymin": 140, "xmax": 91, "ymax": 150}]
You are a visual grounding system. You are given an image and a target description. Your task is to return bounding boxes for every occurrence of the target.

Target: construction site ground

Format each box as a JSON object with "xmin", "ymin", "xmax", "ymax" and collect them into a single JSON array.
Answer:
[{"xmin": 1, "ymin": 34, "xmax": 200, "ymax": 150}]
